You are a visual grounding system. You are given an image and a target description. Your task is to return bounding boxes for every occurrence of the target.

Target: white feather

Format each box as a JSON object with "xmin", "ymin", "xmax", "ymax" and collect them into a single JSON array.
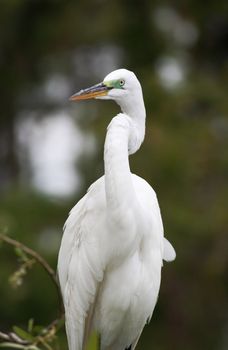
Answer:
[{"xmin": 57, "ymin": 69, "xmax": 176, "ymax": 350}]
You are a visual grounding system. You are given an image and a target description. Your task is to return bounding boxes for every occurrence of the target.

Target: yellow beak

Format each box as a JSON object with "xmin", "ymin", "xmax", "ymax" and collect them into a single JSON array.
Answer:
[{"xmin": 69, "ymin": 82, "xmax": 109, "ymax": 101}]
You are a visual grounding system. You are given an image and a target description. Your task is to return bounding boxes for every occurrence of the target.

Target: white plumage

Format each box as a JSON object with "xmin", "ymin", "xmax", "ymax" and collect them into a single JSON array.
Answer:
[{"xmin": 57, "ymin": 69, "xmax": 176, "ymax": 350}]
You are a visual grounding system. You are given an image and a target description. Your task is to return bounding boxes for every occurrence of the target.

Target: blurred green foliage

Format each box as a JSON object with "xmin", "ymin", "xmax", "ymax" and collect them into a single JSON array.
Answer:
[{"xmin": 0, "ymin": 0, "xmax": 228, "ymax": 350}]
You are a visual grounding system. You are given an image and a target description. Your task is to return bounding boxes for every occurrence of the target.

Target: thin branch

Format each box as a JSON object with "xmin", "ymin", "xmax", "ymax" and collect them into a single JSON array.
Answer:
[
  {"xmin": 0, "ymin": 315, "xmax": 65, "ymax": 347},
  {"xmin": 0, "ymin": 233, "xmax": 64, "ymax": 315},
  {"xmin": 0, "ymin": 331, "xmax": 28, "ymax": 345},
  {"xmin": 0, "ymin": 234, "xmax": 65, "ymax": 349}
]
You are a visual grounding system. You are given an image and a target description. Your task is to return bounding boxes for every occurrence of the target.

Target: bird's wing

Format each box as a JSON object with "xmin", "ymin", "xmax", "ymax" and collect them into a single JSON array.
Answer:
[
  {"xmin": 163, "ymin": 237, "xmax": 176, "ymax": 262},
  {"xmin": 57, "ymin": 178, "xmax": 105, "ymax": 350},
  {"xmin": 131, "ymin": 328, "xmax": 144, "ymax": 350},
  {"xmin": 131, "ymin": 175, "xmax": 176, "ymax": 263}
]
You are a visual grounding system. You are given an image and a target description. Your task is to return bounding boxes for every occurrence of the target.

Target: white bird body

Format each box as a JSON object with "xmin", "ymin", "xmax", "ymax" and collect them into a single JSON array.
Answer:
[{"xmin": 57, "ymin": 69, "xmax": 175, "ymax": 350}]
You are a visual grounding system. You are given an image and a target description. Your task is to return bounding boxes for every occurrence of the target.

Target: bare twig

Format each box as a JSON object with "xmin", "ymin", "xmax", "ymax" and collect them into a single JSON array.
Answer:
[
  {"xmin": 0, "ymin": 233, "xmax": 66, "ymax": 349},
  {"xmin": 0, "ymin": 331, "xmax": 28, "ymax": 345},
  {"xmin": 0, "ymin": 315, "xmax": 65, "ymax": 347},
  {"xmin": 0, "ymin": 233, "xmax": 64, "ymax": 315}
]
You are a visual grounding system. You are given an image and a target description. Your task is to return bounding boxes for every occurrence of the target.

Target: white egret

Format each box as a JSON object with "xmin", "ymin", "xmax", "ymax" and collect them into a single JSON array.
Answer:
[{"xmin": 57, "ymin": 69, "xmax": 176, "ymax": 350}]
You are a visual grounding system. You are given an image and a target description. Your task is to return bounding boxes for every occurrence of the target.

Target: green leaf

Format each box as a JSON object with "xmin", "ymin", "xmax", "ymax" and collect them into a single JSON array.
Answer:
[
  {"xmin": 14, "ymin": 248, "xmax": 28, "ymax": 262},
  {"xmin": 87, "ymin": 331, "xmax": 98, "ymax": 350},
  {"xmin": 12, "ymin": 327, "xmax": 34, "ymax": 342},
  {"xmin": 32, "ymin": 326, "xmax": 43, "ymax": 335},
  {"xmin": 27, "ymin": 319, "xmax": 34, "ymax": 333},
  {"xmin": 0, "ymin": 345, "xmax": 41, "ymax": 350}
]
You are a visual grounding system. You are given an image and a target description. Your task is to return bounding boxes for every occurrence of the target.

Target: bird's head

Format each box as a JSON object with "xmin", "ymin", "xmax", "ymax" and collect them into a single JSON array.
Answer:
[
  {"xmin": 70, "ymin": 69, "xmax": 143, "ymax": 105},
  {"xmin": 70, "ymin": 69, "xmax": 146, "ymax": 153}
]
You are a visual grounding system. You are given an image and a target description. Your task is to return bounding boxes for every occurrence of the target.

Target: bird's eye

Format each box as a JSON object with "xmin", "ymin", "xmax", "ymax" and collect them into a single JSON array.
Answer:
[{"xmin": 119, "ymin": 79, "xmax": 125, "ymax": 87}]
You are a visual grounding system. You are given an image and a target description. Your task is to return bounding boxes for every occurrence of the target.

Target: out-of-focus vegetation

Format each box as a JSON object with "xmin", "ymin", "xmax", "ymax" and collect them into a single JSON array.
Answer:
[{"xmin": 0, "ymin": 1, "xmax": 227, "ymax": 349}]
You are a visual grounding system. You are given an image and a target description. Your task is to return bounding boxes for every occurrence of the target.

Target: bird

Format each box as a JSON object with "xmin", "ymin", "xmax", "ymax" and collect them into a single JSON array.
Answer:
[{"xmin": 57, "ymin": 68, "xmax": 176, "ymax": 350}]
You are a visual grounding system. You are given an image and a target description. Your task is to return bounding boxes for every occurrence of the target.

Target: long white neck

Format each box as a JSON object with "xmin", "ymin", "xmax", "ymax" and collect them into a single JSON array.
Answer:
[{"xmin": 104, "ymin": 93, "xmax": 146, "ymax": 218}]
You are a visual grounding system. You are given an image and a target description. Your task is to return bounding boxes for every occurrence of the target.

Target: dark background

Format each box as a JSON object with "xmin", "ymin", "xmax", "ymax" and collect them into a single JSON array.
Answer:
[{"xmin": 0, "ymin": 1, "xmax": 228, "ymax": 349}]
